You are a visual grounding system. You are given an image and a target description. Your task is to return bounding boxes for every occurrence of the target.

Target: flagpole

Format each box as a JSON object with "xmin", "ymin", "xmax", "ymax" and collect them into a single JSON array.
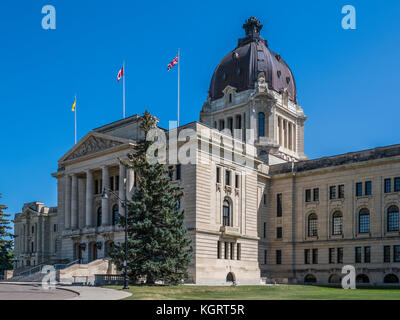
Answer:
[
  {"xmin": 123, "ymin": 61, "xmax": 126, "ymax": 119},
  {"xmin": 74, "ymin": 94, "xmax": 77, "ymax": 145},
  {"xmin": 177, "ymin": 48, "xmax": 180, "ymax": 127}
]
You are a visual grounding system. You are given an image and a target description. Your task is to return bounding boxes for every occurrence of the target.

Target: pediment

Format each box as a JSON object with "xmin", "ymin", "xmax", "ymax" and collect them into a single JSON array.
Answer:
[{"xmin": 62, "ymin": 133, "xmax": 128, "ymax": 162}]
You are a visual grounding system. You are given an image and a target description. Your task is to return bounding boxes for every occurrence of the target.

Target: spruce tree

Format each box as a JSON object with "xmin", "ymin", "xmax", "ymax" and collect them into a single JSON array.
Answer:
[
  {"xmin": 111, "ymin": 110, "xmax": 193, "ymax": 285},
  {"xmin": 0, "ymin": 194, "xmax": 13, "ymax": 274}
]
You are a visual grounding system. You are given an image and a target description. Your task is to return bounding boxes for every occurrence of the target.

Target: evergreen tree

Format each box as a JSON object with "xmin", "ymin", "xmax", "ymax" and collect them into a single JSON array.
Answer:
[
  {"xmin": 111, "ymin": 110, "xmax": 193, "ymax": 285},
  {"xmin": 0, "ymin": 194, "xmax": 13, "ymax": 274}
]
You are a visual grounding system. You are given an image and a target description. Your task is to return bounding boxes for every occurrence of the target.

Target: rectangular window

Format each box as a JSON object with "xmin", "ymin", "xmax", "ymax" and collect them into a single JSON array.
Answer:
[
  {"xmin": 217, "ymin": 241, "xmax": 221, "ymax": 259},
  {"xmin": 337, "ymin": 247, "xmax": 343, "ymax": 264},
  {"xmin": 388, "ymin": 209, "xmax": 399, "ymax": 232},
  {"xmin": 356, "ymin": 182, "xmax": 363, "ymax": 197},
  {"xmin": 230, "ymin": 242, "xmax": 234, "ymax": 260},
  {"xmin": 277, "ymin": 227, "xmax": 282, "ymax": 239},
  {"xmin": 263, "ymin": 223, "xmax": 266, "ymax": 238},
  {"xmin": 313, "ymin": 188, "xmax": 319, "ymax": 202},
  {"xmin": 364, "ymin": 246, "xmax": 371, "ymax": 263},
  {"xmin": 329, "ymin": 186, "xmax": 336, "ymax": 200},
  {"xmin": 305, "ymin": 189, "xmax": 311, "ymax": 202},
  {"xmin": 394, "ymin": 246, "xmax": 400, "ymax": 262},
  {"xmin": 264, "ymin": 250, "xmax": 267, "ymax": 265},
  {"xmin": 338, "ymin": 185, "xmax": 345, "ymax": 199},
  {"xmin": 235, "ymin": 174, "xmax": 240, "ymax": 188},
  {"xmin": 365, "ymin": 181, "xmax": 372, "ymax": 196},
  {"xmin": 304, "ymin": 249, "xmax": 310, "ymax": 264},
  {"xmin": 237, "ymin": 243, "xmax": 241, "ymax": 260},
  {"xmin": 53, "ymin": 224, "xmax": 57, "ymax": 232},
  {"xmin": 385, "ymin": 179, "xmax": 392, "ymax": 193},
  {"xmin": 277, "ymin": 194, "xmax": 282, "ymax": 217},
  {"xmin": 395, "ymin": 178, "xmax": 400, "ymax": 192},
  {"xmin": 224, "ymin": 242, "xmax": 228, "ymax": 259},
  {"xmin": 355, "ymin": 247, "xmax": 362, "ymax": 263},
  {"xmin": 134, "ymin": 172, "xmax": 137, "ymax": 187},
  {"xmin": 216, "ymin": 167, "xmax": 221, "ymax": 183},
  {"xmin": 225, "ymin": 170, "xmax": 231, "ymax": 186},
  {"xmin": 95, "ymin": 180, "xmax": 99, "ymax": 195},
  {"xmin": 329, "ymin": 248, "xmax": 335, "ymax": 264},
  {"xmin": 384, "ymin": 246, "xmax": 391, "ymax": 263},
  {"xmin": 176, "ymin": 164, "xmax": 181, "ymax": 180},
  {"xmin": 276, "ymin": 250, "xmax": 282, "ymax": 265},
  {"xmin": 263, "ymin": 194, "xmax": 267, "ymax": 205},
  {"xmin": 312, "ymin": 249, "xmax": 318, "ymax": 264}
]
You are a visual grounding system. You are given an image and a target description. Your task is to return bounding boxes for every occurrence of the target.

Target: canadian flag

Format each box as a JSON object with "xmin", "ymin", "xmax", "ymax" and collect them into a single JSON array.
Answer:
[
  {"xmin": 117, "ymin": 66, "xmax": 124, "ymax": 82},
  {"xmin": 167, "ymin": 55, "xmax": 178, "ymax": 71}
]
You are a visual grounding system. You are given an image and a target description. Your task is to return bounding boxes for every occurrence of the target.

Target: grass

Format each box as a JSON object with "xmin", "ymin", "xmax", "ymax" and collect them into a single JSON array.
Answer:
[{"xmin": 107, "ymin": 284, "xmax": 400, "ymax": 300}]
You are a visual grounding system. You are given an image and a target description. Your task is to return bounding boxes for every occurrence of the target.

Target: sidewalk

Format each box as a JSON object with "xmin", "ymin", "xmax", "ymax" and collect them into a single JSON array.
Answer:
[
  {"xmin": 0, "ymin": 282, "xmax": 132, "ymax": 300},
  {"xmin": 65, "ymin": 286, "xmax": 132, "ymax": 300}
]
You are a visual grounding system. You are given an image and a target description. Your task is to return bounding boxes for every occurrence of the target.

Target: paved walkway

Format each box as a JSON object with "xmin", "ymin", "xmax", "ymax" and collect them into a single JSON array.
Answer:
[
  {"xmin": 66, "ymin": 286, "xmax": 132, "ymax": 300},
  {"xmin": 0, "ymin": 282, "xmax": 132, "ymax": 300}
]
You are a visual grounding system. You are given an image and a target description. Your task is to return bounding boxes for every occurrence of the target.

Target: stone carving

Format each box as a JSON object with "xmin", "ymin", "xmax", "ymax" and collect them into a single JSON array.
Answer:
[{"xmin": 65, "ymin": 136, "xmax": 123, "ymax": 161}]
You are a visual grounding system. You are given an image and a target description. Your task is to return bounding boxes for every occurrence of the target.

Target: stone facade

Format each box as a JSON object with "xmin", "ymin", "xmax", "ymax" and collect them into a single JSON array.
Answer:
[
  {"xmin": 13, "ymin": 202, "xmax": 58, "ymax": 268},
  {"xmin": 13, "ymin": 17, "xmax": 400, "ymax": 285}
]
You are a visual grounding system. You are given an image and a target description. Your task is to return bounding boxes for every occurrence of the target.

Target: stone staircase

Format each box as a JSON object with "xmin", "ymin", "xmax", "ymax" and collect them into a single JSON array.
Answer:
[{"xmin": 3, "ymin": 259, "xmax": 115, "ymax": 284}]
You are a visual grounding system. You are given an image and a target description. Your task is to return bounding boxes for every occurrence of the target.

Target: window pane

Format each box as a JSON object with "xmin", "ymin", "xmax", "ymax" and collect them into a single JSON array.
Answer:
[
  {"xmin": 385, "ymin": 179, "xmax": 392, "ymax": 193},
  {"xmin": 388, "ymin": 206, "xmax": 399, "ymax": 232},
  {"xmin": 337, "ymin": 248, "xmax": 343, "ymax": 264},
  {"xmin": 395, "ymin": 246, "xmax": 400, "ymax": 262},
  {"xmin": 365, "ymin": 181, "xmax": 372, "ymax": 196},
  {"xmin": 364, "ymin": 246, "xmax": 371, "ymax": 263},
  {"xmin": 356, "ymin": 183, "xmax": 362, "ymax": 197},
  {"xmin": 359, "ymin": 210, "xmax": 370, "ymax": 233},
  {"xmin": 308, "ymin": 214, "xmax": 318, "ymax": 237},
  {"xmin": 355, "ymin": 247, "xmax": 362, "ymax": 263},
  {"xmin": 258, "ymin": 112, "xmax": 265, "ymax": 137},
  {"xmin": 305, "ymin": 189, "xmax": 311, "ymax": 202},
  {"xmin": 338, "ymin": 185, "xmax": 344, "ymax": 198},
  {"xmin": 384, "ymin": 246, "xmax": 391, "ymax": 263},
  {"xmin": 332, "ymin": 212, "xmax": 343, "ymax": 235},
  {"xmin": 330, "ymin": 186, "xmax": 336, "ymax": 200},
  {"xmin": 277, "ymin": 194, "xmax": 282, "ymax": 217},
  {"xmin": 395, "ymin": 178, "xmax": 400, "ymax": 192},
  {"xmin": 313, "ymin": 188, "xmax": 319, "ymax": 202}
]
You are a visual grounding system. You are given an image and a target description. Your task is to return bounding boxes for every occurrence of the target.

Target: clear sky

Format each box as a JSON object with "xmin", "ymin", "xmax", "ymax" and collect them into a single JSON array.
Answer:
[{"xmin": 1, "ymin": 0, "xmax": 400, "ymax": 222}]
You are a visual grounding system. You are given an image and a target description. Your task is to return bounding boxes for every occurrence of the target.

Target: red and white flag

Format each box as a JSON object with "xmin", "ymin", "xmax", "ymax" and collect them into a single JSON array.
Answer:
[
  {"xmin": 167, "ymin": 55, "xmax": 178, "ymax": 71},
  {"xmin": 117, "ymin": 66, "xmax": 124, "ymax": 82}
]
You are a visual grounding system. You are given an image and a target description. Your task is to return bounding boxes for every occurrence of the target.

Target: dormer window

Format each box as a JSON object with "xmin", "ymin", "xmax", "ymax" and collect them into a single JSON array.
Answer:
[{"xmin": 229, "ymin": 93, "xmax": 232, "ymax": 103}]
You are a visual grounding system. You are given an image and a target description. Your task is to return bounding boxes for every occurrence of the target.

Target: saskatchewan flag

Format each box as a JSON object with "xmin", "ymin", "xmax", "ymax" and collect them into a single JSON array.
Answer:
[{"xmin": 71, "ymin": 97, "xmax": 76, "ymax": 111}]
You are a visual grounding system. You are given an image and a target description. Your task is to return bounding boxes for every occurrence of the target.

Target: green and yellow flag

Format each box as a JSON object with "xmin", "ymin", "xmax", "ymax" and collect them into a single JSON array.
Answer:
[{"xmin": 71, "ymin": 97, "xmax": 76, "ymax": 111}]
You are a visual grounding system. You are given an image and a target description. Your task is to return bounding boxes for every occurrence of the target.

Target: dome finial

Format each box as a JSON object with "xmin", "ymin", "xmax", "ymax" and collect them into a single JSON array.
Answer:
[{"xmin": 243, "ymin": 16, "xmax": 263, "ymax": 38}]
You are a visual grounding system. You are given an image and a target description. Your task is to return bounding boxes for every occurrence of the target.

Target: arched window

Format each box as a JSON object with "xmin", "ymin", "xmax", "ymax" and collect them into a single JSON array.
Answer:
[
  {"xmin": 97, "ymin": 207, "xmax": 102, "ymax": 227},
  {"xmin": 258, "ymin": 112, "xmax": 265, "ymax": 137},
  {"xmin": 304, "ymin": 274, "xmax": 317, "ymax": 283},
  {"xmin": 112, "ymin": 204, "xmax": 119, "ymax": 225},
  {"xmin": 223, "ymin": 199, "xmax": 231, "ymax": 227},
  {"xmin": 328, "ymin": 274, "xmax": 341, "ymax": 284},
  {"xmin": 332, "ymin": 211, "xmax": 343, "ymax": 235},
  {"xmin": 359, "ymin": 208, "xmax": 370, "ymax": 233},
  {"xmin": 308, "ymin": 213, "xmax": 318, "ymax": 237},
  {"xmin": 387, "ymin": 205, "xmax": 399, "ymax": 232},
  {"xmin": 356, "ymin": 274, "xmax": 370, "ymax": 284},
  {"xmin": 384, "ymin": 274, "xmax": 399, "ymax": 283}
]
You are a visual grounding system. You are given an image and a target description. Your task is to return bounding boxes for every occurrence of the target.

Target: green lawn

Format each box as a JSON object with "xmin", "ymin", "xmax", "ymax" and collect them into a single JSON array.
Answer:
[{"xmin": 108, "ymin": 284, "xmax": 400, "ymax": 300}]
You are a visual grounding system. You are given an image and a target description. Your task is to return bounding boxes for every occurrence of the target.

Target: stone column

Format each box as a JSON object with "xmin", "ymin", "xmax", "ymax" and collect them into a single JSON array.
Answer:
[
  {"xmin": 64, "ymin": 176, "xmax": 71, "ymax": 229},
  {"xmin": 71, "ymin": 174, "xmax": 78, "ymax": 229},
  {"xmin": 126, "ymin": 168, "xmax": 135, "ymax": 201},
  {"xmin": 102, "ymin": 166, "xmax": 110, "ymax": 226},
  {"xmin": 85, "ymin": 170, "xmax": 94, "ymax": 227},
  {"xmin": 119, "ymin": 164, "xmax": 126, "ymax": 217}
]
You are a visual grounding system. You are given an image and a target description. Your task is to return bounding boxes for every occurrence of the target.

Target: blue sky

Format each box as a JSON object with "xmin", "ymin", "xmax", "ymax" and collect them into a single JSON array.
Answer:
[{"xmin": 1, "ymin": 0, "xmax": 400, "ymax": 222}]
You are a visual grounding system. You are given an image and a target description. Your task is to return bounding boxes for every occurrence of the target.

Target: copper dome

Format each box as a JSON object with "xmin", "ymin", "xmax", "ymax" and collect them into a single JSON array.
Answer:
[{"xmin": 209, "ymin": 17, "xmax": 297, "ymax": 103}]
